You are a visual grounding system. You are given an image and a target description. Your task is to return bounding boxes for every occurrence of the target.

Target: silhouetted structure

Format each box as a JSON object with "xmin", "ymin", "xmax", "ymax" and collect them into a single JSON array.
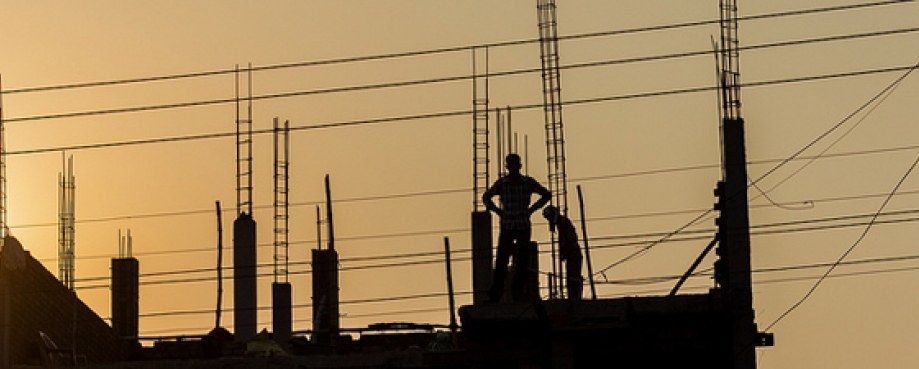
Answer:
[
  {"xmin": 0, "ymin": 236, "xmax": 123, "ymax": 366},
  {"xmin": 233, "ymin": 213, "xmax": 257, "ymax": 343},
  {"xmin": 233, "ymin": 64, "xmax": 258, "ymax": 343},
  {"xmin": 312, "ymin": 175, "xmax": 340, "ymax": 350},
  {"xmin": 470, "ymin": 46, "xmax": 494, "ymax": 307},
  {"xmin": 58, "ymin": 154, "xmax": 76, "ymax": 291},
  {"xmin": 111, "ymin": 231, "xmax": 139, "ymax": 343},
  {"xmin": 272, "ymin": 118, "xmax": 292, "ymax": 348}
]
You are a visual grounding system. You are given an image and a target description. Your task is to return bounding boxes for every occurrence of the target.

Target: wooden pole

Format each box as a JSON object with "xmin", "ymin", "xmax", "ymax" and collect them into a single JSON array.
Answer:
[{"xmin": 576, "ymin": 185, "xmax": 597, "ymax": 300}]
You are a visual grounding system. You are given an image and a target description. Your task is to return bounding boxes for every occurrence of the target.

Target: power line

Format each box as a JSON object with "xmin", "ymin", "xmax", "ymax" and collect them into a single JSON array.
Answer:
[
  {"xmin": 765, "ymin": 149, "xmax": 919, "ymax": 332},
  {"xmin": 7, "ymin": 61, "xmax": 917, "ymax": 158},
  {"xmin": 66, "ymin": 207, "xmax": 919, "ymax": 290},
  {"xmin": 3, "ymin": 0, "xmax": 910, "ymax": 96},
  {"xmin": 6, "ymin": 25, "xmax": 918, "ymax": 126},
  {"xmin": 131, "ymin": 250, "xmax": 919, "ymax": 325},
  {"xmin": 592, "ymin": 56, "xmax": 919, "ymax": 276},
  {"xmin": 14, "ymin": 139, "xmax": 919, "ymax": 248}
]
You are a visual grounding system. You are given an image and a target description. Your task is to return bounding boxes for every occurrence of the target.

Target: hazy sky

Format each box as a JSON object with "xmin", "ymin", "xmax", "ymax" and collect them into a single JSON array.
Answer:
[{"xmin": 1, "ymin": 1, "xmax": 918, "ymax": 367}]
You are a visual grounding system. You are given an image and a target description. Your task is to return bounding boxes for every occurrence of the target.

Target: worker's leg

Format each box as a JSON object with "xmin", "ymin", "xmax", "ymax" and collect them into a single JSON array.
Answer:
[
  {"xmin": 510, "ymin": 229, "xmax": 532, "ymax": 302},
  {"xmin": 488, "ymin": 230, "xmax": 513, "ymax": 302},
  {"xmin": 566, "ymin": 253, "xmax": 584, "ymax": 300}
]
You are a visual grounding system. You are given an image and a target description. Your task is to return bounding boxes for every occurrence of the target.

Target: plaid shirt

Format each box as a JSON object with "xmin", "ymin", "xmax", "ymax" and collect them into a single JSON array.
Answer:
[{"xmin": 483, "ymin": 174, "xmax": 551, "ymax": 230}]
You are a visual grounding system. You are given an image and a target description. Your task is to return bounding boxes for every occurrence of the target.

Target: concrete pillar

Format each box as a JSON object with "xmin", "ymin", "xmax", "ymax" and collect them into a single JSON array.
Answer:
[
  {"xmin": 311, "ymin": 249, "xmax": 339, "ymax": 347},
  {"xmin": 272, "ymin": 282, "xmax": 292, "ymax": 348},
  {"xmin": 111, "ymin": 257, "xmax": 139, "ymax": 340},
  {"xmin": 233, "ymin": 213, "xmax": 257, "ymax": 342},
  {"xmin": 471, "ymin": 211, "xmax": 492, "ymax": 305}
]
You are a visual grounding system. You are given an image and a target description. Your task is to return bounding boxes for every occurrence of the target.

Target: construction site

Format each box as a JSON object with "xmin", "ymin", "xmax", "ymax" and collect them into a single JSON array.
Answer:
[{"xmin": 1, "ymin": 0, "xmax": 918, "ymax": 368}]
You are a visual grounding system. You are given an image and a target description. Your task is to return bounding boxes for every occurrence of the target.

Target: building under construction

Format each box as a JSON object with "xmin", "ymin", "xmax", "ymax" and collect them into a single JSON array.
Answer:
[{"xmin": 0, "ymin": 1, "xmax": 776, "ymax": 368}]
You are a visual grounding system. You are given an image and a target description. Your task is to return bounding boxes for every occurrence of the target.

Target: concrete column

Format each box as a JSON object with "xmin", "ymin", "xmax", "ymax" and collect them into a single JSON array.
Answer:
[
  {"xmin": 272, "ymin": 282, "xmax": 292, "ymax": 348},
  {"xmin": 471, "ymin": 211, "xmax": 493, "ymax": 305},
  {"xmin": 111, "ymin": 257, "xmax": 139, "ymax": 340},
  {"xmin": 311, "ymin": 249, "xmax": 339, "ymax": 347},
  {"xmin": 233, "ymin": 213, "xmax": 257, "ymax": 342}
]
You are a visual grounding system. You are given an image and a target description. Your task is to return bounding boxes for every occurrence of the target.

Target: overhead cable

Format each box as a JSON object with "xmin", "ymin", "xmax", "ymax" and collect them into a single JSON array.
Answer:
[{"xmin": 3, "ymin": 0, "xmax": 911, "ymax": 96}]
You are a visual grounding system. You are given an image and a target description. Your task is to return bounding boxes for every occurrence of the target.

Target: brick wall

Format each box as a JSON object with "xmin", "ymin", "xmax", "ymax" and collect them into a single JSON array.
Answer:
[{"xmin": 0, "ymin": 237, "xmax": 125, "ymax": 365}]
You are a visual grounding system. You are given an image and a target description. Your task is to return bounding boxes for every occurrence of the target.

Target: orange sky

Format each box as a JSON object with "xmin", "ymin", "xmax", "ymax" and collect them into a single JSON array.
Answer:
[{"xmin": 1, "ymin": 1, "xmax": 918, "ymax": 368}]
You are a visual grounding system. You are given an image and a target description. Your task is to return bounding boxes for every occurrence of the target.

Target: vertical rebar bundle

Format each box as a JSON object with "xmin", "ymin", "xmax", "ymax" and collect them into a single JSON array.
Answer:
[
  {"xmin": 273, "ymin": 118, "xmax": 290, "ymax": 284},
  {"xmin": 719, "ymin": 0, "xmax": 742, "ymax": 122},
  {"xmin": 236, "ymin": 64, "xmax": 253, "ymax": 216},
  {"xmin": 58, "ymin": 155, "xmax": 76, "ymax": 290},
  {"xmin": 537, "ymin": 0, "xmax": 569, "ymax": 298},
  {"xmin": 472, "ymin": 47, "xmax": 490, "ymax": 212},
  {"xmin": 0, "ymin": 75, "xmax": 7, "ymax": 246}
]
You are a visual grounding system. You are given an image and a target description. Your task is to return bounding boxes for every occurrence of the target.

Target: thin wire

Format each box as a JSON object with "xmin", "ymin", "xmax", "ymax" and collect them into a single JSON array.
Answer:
[
  {"xmin": 128, "ymin": 251, "xmax": 919, "ymax": 327},
  {"xmin": 3, "ymin": 0, "xmax": 911, "ymax": 95},
  {"xmin": 748, "ymin": 61, "xmax": 919, "ymax": 189},
  {"xmin": 750, "ymin": 76, "xmax": 905, "ymax": 206},
  {"xmin": 15, "ymin": 142, "xmax": 919, "ymax": 234},
  {"xmin": 8, "ymin": 63, "xmax": 917, "ymax": 157},
  {"xmin": 5, "ymin": 26, "xmax": 919, "ymax": 125},
  {"xmin": 593, "ymin": 59, "xmax": 919, "ymax": 277},
  {"xmin": 765, "ymin": 149, "xmax": 919, "ymax": 332}
]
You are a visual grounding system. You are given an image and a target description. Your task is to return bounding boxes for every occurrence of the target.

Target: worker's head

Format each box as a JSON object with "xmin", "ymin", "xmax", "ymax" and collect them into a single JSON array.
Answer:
[
  {"xmin": 505, "ymin": 154, "xmax": 522, "ymax": 174},
  {"xmin": 543, "ymin": 205, "xmax": 558, "ymax": 232}
]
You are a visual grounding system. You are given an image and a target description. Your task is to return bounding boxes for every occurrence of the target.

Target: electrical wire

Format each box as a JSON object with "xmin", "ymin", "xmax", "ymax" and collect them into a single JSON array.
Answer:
[
  {"xmin": 130, "ymin": 250, "xmax": 919, "ymax": 332},
  {"xmin": 6, "ymin": 62, "xmax": 916, "ymax": 158},
  {"xmin": 764, "ymin": 149, "xmax": 919, "ymax": 332},
  {"xmin": 5, "ymin": 25, "xmax": 918, "ymax": 126},
  {"xmin": 591, "ymin": 57, "xmax": 919, "ymax": 277},
  {"xmin": 2, "ymin": 0, "xmax": 911, "ymax": 96},
  {"xmin": 64, "ymin": 207, "xmax": 919, "ymax": 290}
]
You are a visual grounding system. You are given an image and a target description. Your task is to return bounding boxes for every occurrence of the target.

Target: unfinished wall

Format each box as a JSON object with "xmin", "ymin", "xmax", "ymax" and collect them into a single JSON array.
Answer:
[{"xmin": 0, "ymin": 236, "xmax": 124, "ymax": 366}]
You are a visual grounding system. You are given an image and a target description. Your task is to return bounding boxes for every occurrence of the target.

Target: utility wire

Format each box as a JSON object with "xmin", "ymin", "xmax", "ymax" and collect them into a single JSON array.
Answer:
[
  {"xmin": 2, "ymin": 0, "xmax": 910, "ymax": 96},
  {"xmin": 130, "ymin": 251, "xmax": 919, "ymax": 324},
  {"xmin": 592, "ymin": 57, "xmax": 919, "ymax": 277},
  {"xmin": 66, "ymin": 208, "xmax": 919, "ymax": 289},
  {"xmin": 5, "ymin": 26, "xmax": 918, "ymax": 125},
  {"xmin": 765, "ymin": 149, "xmax": 919, "ymax": 332},
  {"xmin": 17, "ymin": 141, "xmax": 919, "ymax": 243},
  {"xmin": 7, "ymin": 62, "xmax": 917, "ymax": 158}
]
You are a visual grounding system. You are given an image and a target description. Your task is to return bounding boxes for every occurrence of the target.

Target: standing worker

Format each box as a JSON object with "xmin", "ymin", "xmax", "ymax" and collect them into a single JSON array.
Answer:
[
  {"xmin": 483, "ymin": 154, "xmax": 551, "ymax": 302},
  {"xmin": 542, "ymin": 205, "xmax": 583, "ymax": 300}
]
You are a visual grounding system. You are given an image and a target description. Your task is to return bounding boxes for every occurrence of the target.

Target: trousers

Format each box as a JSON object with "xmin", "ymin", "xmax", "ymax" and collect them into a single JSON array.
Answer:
[{"xmin": 488, "ymin": 228, "xmax": 532, "ymax": 302}]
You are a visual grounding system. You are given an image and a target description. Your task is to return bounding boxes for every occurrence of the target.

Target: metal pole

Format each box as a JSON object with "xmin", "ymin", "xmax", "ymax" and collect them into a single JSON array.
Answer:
[
  {"xmin": 325, "ymin": 175, "xmax": 334, "ymax": 251},
  {"xmin": 316, "ymin": 205, "xmax": 322, "ymax": 251},
  {"xmin": 444, "ymin": 237, "xmax": 458, "ymax": 338},
  {"xmin": 576, "ymin": 185, "xmax": 597, "ymax": 300},
  {"xmin": 670, "ymin": 237, "xmax": 719, "ymax": 297},
  {"xmin": 215, "ymin": 201, "xmax": 223, "ymax": 328}
]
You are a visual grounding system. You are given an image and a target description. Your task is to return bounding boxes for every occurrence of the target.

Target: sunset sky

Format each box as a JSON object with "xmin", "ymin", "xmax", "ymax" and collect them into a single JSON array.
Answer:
[{"xmin": 1, "ymin": 1, "xmax": 918, "ymax": 367}]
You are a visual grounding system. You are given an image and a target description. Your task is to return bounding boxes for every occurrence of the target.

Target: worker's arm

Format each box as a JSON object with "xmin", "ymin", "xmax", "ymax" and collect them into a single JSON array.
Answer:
[
  {"xmin": 528, "ymin": 180, "xmax": 552, "ymax": 215},
  {"xmin": 482, "ymin": 181, "xmax": 503, "ymax": 217}
]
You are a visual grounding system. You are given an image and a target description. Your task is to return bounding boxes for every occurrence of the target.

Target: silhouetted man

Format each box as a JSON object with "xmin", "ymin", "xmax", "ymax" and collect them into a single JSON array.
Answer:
[
  {"xmin": 542, "ymin": 205, "xmax": 583, "ymax": 300},
  {"xmin": 483, "ymin": 154, "xmax": 551, "ymax": 302}
]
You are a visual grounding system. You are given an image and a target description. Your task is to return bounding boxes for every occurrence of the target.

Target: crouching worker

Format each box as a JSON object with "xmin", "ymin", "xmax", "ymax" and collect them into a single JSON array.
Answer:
[{"xmin": 543, "ymin": 205, "xmax": 583, "ymax": 300}]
